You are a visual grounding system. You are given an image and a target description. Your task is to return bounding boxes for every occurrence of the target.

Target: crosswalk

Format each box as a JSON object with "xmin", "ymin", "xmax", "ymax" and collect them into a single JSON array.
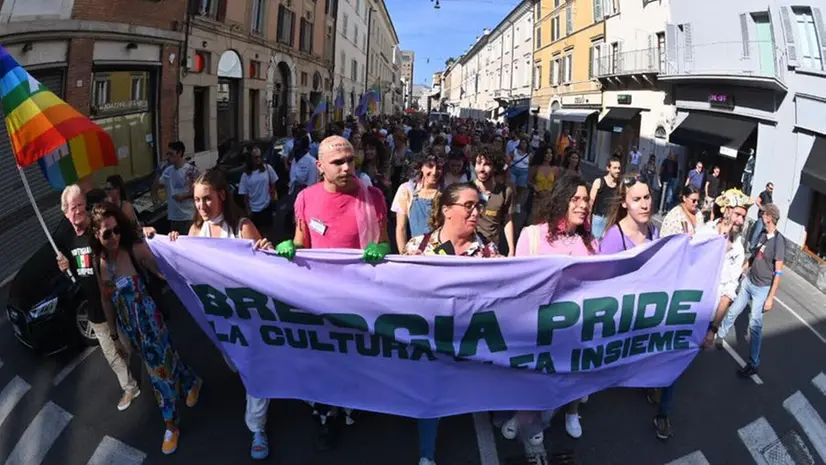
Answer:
[
  {"xmin": 668, "ymin": 371, "xmax": 826, "ymax": 465},
  {"xmin": 0, "ymin": 358, "xmax": 147, "ymax": 465}
]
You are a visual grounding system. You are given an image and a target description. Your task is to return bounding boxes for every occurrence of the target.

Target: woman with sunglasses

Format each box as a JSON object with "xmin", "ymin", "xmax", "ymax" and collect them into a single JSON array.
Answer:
[
  {"xmin": 600, "ymin": 174, "xmax": 659, "ymax": 254},
  {"xmin": 104, "ymin": 175, "xmax": 139, "ymax": 226},
  {"xmin": 404, "ymin": 182, "xmax": 498, "ymax": 465},
  {"xmin": 660, "ymin": 185, "xmax": 704, "ymax": 237},
  {"xmin": 500, "ymin": 174, "xmax": 597, "ymax": 444},
  {"xmin": 90, "ymin": 202, "xmax": 201, "ymax": 455},
  {"xmin": 392, "ymin": 149, "xmax": 444, "ymax": 252}
]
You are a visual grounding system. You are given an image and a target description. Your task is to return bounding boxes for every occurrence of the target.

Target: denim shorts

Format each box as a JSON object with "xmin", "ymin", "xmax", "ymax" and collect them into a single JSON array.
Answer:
[{"xmin": 510, "ymin": 166, "xmax": 529, "ymax": 187}]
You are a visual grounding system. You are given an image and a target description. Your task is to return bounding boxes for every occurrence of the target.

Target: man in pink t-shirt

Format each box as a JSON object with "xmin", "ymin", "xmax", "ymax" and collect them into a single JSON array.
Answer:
[{"xmin": 274, "ymin": 134, "xmax": 390, "ymax": 450}]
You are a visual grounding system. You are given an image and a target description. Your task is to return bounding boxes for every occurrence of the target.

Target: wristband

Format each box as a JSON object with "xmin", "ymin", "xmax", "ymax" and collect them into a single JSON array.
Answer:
[{"xmin": 774, "ymin": 271, "xmax": 783, "ymax": 276}]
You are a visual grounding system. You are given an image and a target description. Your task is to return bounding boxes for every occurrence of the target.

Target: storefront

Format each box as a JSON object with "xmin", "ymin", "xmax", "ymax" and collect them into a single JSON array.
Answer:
[
  {"xmin": 504, "ymin": 98, "xmax": 531, "ymax": 131},
  {"xmin": 549, "ymin": 93, "xmax": 602, "ymax": 163}
]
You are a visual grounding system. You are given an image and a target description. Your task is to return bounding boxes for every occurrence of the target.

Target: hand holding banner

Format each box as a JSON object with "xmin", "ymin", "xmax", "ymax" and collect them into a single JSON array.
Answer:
[{"xmin": 148, "ymin": 234, "xmax": 724, "ymax": 418}]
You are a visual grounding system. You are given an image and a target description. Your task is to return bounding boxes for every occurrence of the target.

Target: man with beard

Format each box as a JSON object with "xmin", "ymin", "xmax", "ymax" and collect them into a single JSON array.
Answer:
[
  {"xmin": 275, "ymin": 135, "xmax": 390, "ymax": 450},
  {"xmin": 473, "ymin": 145, "xmax": 515, "ymax": 256},
  {"xmin": 651, "ymin": 188, "xmax": 751, "ymax": 441}
]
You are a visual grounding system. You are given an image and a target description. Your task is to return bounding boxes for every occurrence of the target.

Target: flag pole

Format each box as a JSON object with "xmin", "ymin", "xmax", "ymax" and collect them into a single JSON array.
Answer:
[{"xmin": 17, "ymin": 166, "xmax": 75, "ymax": 283}]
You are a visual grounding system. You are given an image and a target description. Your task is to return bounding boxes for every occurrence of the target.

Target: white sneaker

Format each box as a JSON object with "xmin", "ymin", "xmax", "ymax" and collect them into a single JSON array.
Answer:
[
  {"xmin": 565, "ymin": 413, "xmax": 582, "ymax": 439},
  {"xmin": 418, "ymin": 458, "xmax": 437, "ymax": 465},
  {"xmin": 528, "ymin": 431, "xmax": 544, "ymax": 446},
  {"xmin": 580, "ymin": 395, "xmax": 589, "ymax": 404},
  {"xmin": 500, "ymin": 417, "xmax": 518, "ymax": 440}
]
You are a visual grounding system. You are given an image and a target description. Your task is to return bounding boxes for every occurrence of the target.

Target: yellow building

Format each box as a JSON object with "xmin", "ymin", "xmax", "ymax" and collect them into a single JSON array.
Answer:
[{"xmin": 532, "ymin": 0, "xmax": 607, "ymax": 164}]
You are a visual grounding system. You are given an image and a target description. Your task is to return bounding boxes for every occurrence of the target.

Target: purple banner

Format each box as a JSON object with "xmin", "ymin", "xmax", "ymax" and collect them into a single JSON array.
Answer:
[{"xmin": 148, "ymin": 234, "xmax": 724, "ymax": 418}]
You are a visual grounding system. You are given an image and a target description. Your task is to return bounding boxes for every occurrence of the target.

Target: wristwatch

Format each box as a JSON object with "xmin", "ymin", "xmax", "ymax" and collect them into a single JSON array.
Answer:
[{"xmin": 110, "ymin": 331, "xmax": 119, "ymax": 341}]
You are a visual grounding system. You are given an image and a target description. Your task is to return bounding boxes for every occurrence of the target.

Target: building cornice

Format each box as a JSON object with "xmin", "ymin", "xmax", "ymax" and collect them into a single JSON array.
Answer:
[
  {"xmin": 487, "ymin": 0, "xmax": 535, "ymax": 41},
  {"xmin": 0, "ymin": 19, "xmax": 184, "ymax": 44}
]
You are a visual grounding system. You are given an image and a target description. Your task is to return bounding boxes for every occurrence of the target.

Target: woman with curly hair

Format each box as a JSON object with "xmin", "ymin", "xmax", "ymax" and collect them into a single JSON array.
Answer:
[
  {"xmin": 391, "ymin": 148, "xmax": 444, "ymax": 251},
  {"xmin": 90, "ymin": 202, "xmax": 201, "ymax": 455},
  {"xmin": 498, "ymin": 174, "xmax": 597, "ymax": 445}
]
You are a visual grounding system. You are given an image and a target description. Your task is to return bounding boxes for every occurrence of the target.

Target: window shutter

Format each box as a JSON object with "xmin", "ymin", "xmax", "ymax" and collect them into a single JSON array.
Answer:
[
  {"xmin": 589, "ymin": 45, "xmax": 594, "ymax": 78},
  {"xmin": 594, "ymin": 0, "xmax": 603, "ymax": 22},
  {"xmin": 566, "ymin": 6, "xmax": 573, "ymax": 35},
  {"xmin": 665, "ymin": 23, "xmax": 677, "ymax": 73},
  {"xmin": 648, "ymin": 34, "xmax": 655, "ymax": 70},
  {"xmin": 616, "ymin": 41, "xmax": 623, "ymax": 73},
  {"xmin": 290, "ymin": 12, "xmax": 296, "ymax": 47},
  {"xmin": 779, "ymin": 6, "xmax": 798, "ymax": 67},
  {"xmin": 683, "ymin": 23, "xmax": 693, "ymax": 62},
  {"xmin": 813, "ymin": 8, "xmax": 826, "ymax": 70},
  {"xmin": 739, "ymin": 14, "xmax": 750, "ymax": 58}
]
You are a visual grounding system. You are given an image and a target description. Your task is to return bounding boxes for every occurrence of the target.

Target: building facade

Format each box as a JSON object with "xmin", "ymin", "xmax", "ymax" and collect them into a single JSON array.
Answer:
[
  {"xmin": 487, "ymin": 1, "xmax": 534, "ymax": 128},
  {"xmin": 180, "ymin": 0, "xmax": 335, "ymax": 169},
  {"xmin": 444, "ymin": 61, "xmax": 464, "ymax": 116},
  {"xmin": 400, "ymin": 50, "xmax": 415, "ymax": 108},
  {"xmin": 595, "ymin": 0, "xmax": 685, "ymax": 174},
  {"xmin": 335, "ymin": 0, "xmax": 369, "ymax": 116},
  {"xmin": 533, "ymin": 0, "xmax": 606, "ymax": 163},
  {"xmin": 0, "ymin": 0, "xmax": 186, "ymax": 283},
  {"xmin": 366, "ymin": 0, "xmax": 400, "ymax": 114},
  {"xmin": 657, "ymin": 0, "xmax": 826, "ymax": 290}
]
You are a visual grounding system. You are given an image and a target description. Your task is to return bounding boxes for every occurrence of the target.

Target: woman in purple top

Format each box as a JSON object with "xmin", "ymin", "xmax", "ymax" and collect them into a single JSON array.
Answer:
[{"xmin": 600, "ymin": 174, "xmax": 659, "ymax": 254}]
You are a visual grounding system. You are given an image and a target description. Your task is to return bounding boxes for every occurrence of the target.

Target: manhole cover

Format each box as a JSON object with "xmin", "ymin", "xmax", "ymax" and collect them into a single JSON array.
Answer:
[{"xmin": 762, "ymin": 430, "xmax": 815, "ymax": 465}]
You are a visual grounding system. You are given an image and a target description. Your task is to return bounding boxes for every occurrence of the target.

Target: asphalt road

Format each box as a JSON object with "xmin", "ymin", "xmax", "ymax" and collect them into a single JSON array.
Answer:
[{"xmin": 0, "ymin": 243, "xmax": 825, "ymax": 464}]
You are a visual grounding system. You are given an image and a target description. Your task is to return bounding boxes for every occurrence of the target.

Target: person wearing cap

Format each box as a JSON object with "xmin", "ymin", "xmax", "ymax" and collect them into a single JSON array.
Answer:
[
  {"xmin": 715, "ymin": 202, "xmax": 784, "ymax": 378},
  {"xmin": 274, "ymin": 135, "xmax": 391, "ymax": 450}
]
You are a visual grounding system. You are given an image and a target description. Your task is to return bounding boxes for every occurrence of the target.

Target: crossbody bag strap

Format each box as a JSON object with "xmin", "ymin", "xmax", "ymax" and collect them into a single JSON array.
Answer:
[
  {"xmin": 617, "ymin": 223, "xmax": 628, "ymax": 251},
  {"xmin": 418, "ymin": 232, "xmax": 433, "ymax": 253}
]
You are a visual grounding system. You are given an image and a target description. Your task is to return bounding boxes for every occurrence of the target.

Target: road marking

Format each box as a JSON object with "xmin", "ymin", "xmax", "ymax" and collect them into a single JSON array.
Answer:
[
  {"xmin": 814, "ymin": 372, "xmax": 826, "ymax": 396},
  {"xmin": 86, "ymin": 436, "xmax": 146, "ymax": 465},
  {"xmin": 737, "ymin": 417, "xmax": 794, "ymax": 465},
  {"xmin": 472, "ymin": 412, "xmax": 501, "ymax": 465},
  {"xmin": 784, "ymin": 391, "xmax": 826, "ymax": 463},
  {"xmin": 4, "ymin": 401, "xmax": 72, "ymax": 465},
  {"xmin": 0, "ymin": 377, "xmax": 30, "ymax": 427},
  {"xmin": 53, "ymin": 346, "xmax": 98, "ymax": 386},
  {"xmin": 720, "ymin": 339, "xmax": 763, "ymax": 385},
  {"xmin": 664, "ymin": 450, "xmax": 710, "ymax": 465},
  {"xmin": 774, "ymin": 296, "xmax": 826, "ymax": 345}
]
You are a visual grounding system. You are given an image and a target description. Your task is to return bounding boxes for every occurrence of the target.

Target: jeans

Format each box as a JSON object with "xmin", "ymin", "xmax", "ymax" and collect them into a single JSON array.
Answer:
[
  {"xmin": 592, "ymin": 215, "xmax": 607, "ymax": 239},
  {"xmin": 418, "ymin": 418, "xmax": 440, "ymax": 460},
  {"xmin": 718, "ymin": 275, "xmax": 770, "ymax": 368},
  {"xmin": 663, "ymin": 179, "xmax": 678, "ymax": 212},
  {"xmin": 658, "ymin": 382, "xmax": 676, "ymax": 417}
]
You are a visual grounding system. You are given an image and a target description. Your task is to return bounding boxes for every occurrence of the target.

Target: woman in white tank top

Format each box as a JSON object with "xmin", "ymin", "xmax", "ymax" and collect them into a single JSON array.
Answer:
[{"xmin": 168, "ymin": 169, "xmax": 272, "ymax": 460}]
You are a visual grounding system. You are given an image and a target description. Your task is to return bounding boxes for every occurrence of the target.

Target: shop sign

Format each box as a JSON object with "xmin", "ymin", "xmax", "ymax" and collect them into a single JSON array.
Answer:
[
  {"xmin": 708, "ymin": 93, "xmax": 735, "ymax": 110},
  {"xmin": 92, "ymin": 100, "xmax": 148, "ymax": 116},
  {"xmin": 617, "ymin": 94, "xmax": 632, "ymax": 105},
  {"xmin": 561, "ymin": 93, "xmax": 602, "ymax": 106}
]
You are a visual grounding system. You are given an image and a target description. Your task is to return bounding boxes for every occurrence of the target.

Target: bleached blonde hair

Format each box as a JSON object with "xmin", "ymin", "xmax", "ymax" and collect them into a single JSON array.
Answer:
[{"xmin": 60, "ymin": 184, "xmax": 83, "ymax": 213}]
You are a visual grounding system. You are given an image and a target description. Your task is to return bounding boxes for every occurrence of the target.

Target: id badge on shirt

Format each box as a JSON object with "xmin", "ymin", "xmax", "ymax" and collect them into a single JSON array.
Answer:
[{"xmin": 309, "ymin": 218, "xmax": 328, "ymax": 235}]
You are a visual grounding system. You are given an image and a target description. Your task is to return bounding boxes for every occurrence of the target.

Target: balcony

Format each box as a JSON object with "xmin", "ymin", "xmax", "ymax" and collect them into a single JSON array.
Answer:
[
  {"xmin": 595, "ymin": 47, "xmax": 661, "ymax": 79},
  {"xmin": 659, "ymin": 41, "xmax": 787, "ymax": 92}
]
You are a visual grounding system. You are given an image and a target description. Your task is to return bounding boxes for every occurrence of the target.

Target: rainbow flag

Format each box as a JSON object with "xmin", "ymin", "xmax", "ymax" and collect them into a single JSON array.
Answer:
[{"xmin": 0, "ymin": 46, "xmax": 116, "ymax": 189}]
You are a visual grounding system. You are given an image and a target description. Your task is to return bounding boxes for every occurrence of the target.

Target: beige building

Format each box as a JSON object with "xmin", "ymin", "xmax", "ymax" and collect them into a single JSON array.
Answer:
[
  {"xmin": 180, "ymin": 0, "xmax": 335, "ymax": 168},
  {"xmin": 366, "ymin": 0, "xmax": 400, "ymax": 114}
]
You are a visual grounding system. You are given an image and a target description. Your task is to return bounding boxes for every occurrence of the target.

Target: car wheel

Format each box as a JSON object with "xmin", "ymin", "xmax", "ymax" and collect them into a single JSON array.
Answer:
[{"xmin": 74, "ymin": 300, "xmax": 98, "ymax": 346}]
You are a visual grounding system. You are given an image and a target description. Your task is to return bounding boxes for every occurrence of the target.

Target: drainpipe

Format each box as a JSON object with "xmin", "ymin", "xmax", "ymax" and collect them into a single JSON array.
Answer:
[
  {"xmin": 329, "ymin": 0, "xmax": 339, "ymax": 126},
  {"xmin": 365, "ymin": 6, "xmax": 374, "ymax": 94}
]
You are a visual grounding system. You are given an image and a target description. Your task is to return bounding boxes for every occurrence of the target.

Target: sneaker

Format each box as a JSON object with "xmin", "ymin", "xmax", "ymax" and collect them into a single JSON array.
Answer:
[
  {"xmin": 738, "ymin": 364, "xmax": 759, "ymax": 378},
  {"xmin": 251, "ymin": 431, "xmax": 269, "ymax": 460},
  {"xmin": 654, "ymin": 415, "xmax": 673, "ymax": 441},
  {"xmin": 419, "ymin": 458, "xmax": 437, "ymax": 465},
  {"xmin": 185, "ymin": 377, "xmax": 203, "ymax": 408},
  {"xmin": 528, "ymin": 431, "xmax": 544, "ymax": 446},
  {"xmin": 500, "ymin": 417, "xmax": 518, "ymax": 440},
  {"xmin": 565, "ymin": 414, "xmax": 582, "ymax": 439},
  {"xmin": 117, "ymin": 389, "xmax": 140, "ymax": 411},
  {"xmin": 162, "ymin": 429, "xmax": 179, "ymax": 455}
]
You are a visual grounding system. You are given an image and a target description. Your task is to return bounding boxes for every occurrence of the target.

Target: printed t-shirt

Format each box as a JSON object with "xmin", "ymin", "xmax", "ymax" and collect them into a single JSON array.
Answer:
[
  {"xmin": 476, "ymin": 183, "xmax": 515, "ymax": 245},
  {"xmin": 58, "ymin": 230, "xmax": 105, "ymax": 324},
  {"xmin": 294, "ymin": 182, "xmax": 387, "ymax": 249}
]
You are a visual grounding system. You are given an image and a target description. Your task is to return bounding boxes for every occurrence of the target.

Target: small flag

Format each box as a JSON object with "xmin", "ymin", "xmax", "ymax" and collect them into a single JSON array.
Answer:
[
  {"xmin": 306, "ymin": 99, "xmax": 328, "ymax": 133},
  {"xmin": 0, "ymin": 46, "xmax": 116, "ymax": 189},
  {"xmin": 334, "ymin": 87, "xmax": 344, "ymax": 122}
]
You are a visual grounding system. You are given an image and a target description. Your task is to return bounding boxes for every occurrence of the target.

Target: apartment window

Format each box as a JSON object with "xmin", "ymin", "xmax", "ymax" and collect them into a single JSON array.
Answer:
[
  {"xmin": 565, "ymin": 5, "xmax": 573, "ymax": 35},
  {"xmin": 551, "ymin": 16, "xmax": 560, "ymax": 41},
  {"xmin": 794, "ymin": 7, "xmax": 824, "ymax": 70},
  {"xmin": 594, "ymin": 0, "xmax": 603, "ymax": 22},
  {"xmin": 130, "ymin": 74, "xmax": 145, "ymax": 101},
  {"xmin": 251, "ymin": 0, "xmax": 264, "ymax": 33},
  {"xmin": 534, "ymin": 64, "xmax": 542, "ymax": 89},
  {"xmin": 536, "ymin": 27, "xmax": 542, "ymax": 49},
  {"xmin": 356, "ymin": 0, "xmax": 361, "ymax": 16},
  {"xmin": 589, "ymin": 40, "xmax": 605, "ymax": 78},
  {"xmin": 351, "ymin": 59, "xmax": 358, "ymax": 81},
  {"xmin": 604, "ymin": 0, "xmax": 620, "ymax": 16},
  {"xmin": 341, "ymin": 51, "xmax": 346, "ymax": 75},
  {"xmin": 197, "ymin": 0, "xmax": 219, "ymax": 18},
  {"xmin": 354, "ymin": 25, "xmax": 359, "ymax": 43},
  {"xmin": 277, "ymin": 6, "xmax": 296, "ymax": 46},
  {"xmin": 301, "ymin": 72, "xmax": 309, "ymax": 87},
  {"xmin": 93, "ymin": 76, "xmax": 110, "ymax": 107},
  {"xmin": 610, "ymin": 42, "xmax": 620, "ymax": 73},
  {"xmin": 535, "ymin": 3, "xmax": 542, "ymax": 20},
  {"xmin": 343, "ymin": 13, "xmax": 348, "ymax": 37},
  {"xmin": 554, "ymin": 0, "xmax": 560, "ymax": 7},
  {"xmin": 657, "ymin": 32, "xmax": 666, "ymax": 72},
  {"xmin": 564, "ymin": 52, "xmax": 573, "ymax": 83},
  {"xmin": 299, "ymin": 18, "xmax": 314, "ymax": 53}
]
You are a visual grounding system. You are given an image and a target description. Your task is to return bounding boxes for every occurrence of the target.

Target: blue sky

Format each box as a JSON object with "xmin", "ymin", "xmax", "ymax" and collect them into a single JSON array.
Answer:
[{"xmin": 385, "ymin": 0, "xmax": 521, "ymax": 87}]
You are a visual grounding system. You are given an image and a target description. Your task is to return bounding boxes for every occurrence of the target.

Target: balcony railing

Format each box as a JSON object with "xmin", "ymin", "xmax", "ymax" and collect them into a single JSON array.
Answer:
[
  {"xmin": 595, "ymin": 47, "xmax": 662, "ymax": 78},
  {"xmin": 661, "ymin": 41, "xmax": 786, "ymax": 84}
]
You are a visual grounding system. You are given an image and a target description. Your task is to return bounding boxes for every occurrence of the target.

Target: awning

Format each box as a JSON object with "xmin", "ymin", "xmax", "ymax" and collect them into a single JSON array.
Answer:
[
  {"xmin": 801, "ymin": 136, "xmax": 826, "ymax": 194},
  {"xmin": 669, "ymin": 112, "xmax": 757, "ymax": 155},
  {"xmin": 550, "ymin": 109, "xmax": 598, "ymax": 123},
  {"xmin": 505, "ymin": 106, "xmax": 529, "ymax": 118},
  {"xmin": 597, "ymin": 108, "xmax": 643, "ymax": 132}
]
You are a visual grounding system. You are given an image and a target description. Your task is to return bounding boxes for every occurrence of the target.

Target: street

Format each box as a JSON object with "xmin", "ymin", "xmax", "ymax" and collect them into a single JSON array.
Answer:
[{"xmin": 0, "ymin": 260, "xmax": 823, "ymax": 465}]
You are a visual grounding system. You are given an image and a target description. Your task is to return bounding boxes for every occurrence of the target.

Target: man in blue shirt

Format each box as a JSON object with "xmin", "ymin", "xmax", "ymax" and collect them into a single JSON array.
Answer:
[{"xmin": 685, "ymin": 161, "xmax": 704, "ymax": 191}]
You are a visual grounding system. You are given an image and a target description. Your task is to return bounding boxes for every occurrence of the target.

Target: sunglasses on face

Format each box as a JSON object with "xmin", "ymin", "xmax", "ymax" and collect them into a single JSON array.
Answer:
[
  {"xmin": 449, "ymin": 201, "xmax": 485, "ymax": 213},
  {"xmin": 101, "ymin": 226, "xmax": 121, "ymax": 240}
]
